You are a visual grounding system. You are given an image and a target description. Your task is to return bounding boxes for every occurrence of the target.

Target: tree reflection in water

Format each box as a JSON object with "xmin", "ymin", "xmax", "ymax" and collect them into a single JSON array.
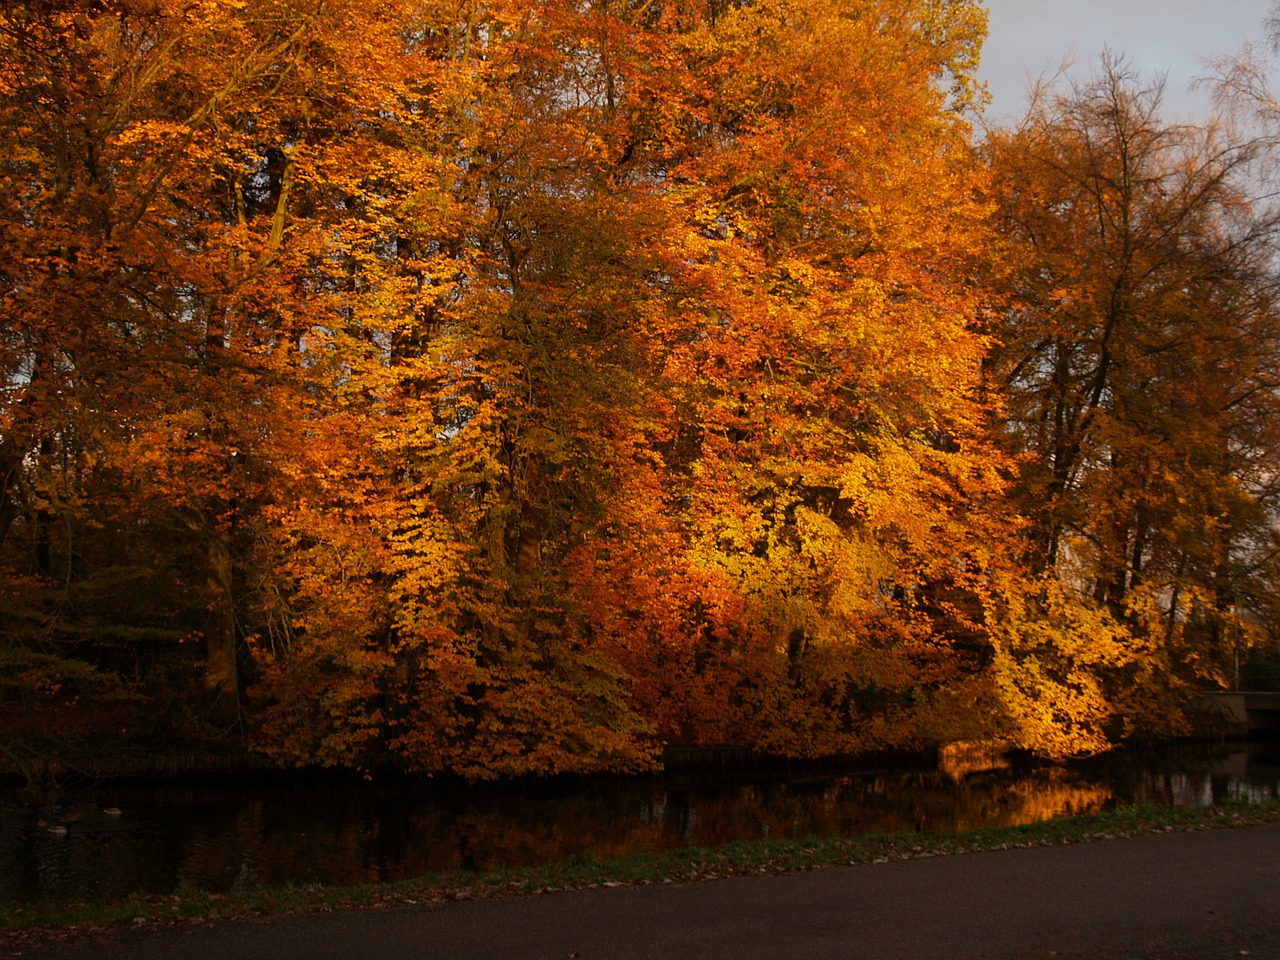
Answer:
[{"xmin": 1, "ymin": 740, "xmax": 1276, "ymax": 903}]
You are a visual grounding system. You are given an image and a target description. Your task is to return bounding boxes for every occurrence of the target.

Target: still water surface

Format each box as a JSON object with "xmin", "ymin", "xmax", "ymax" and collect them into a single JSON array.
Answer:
[{"xmin": 2, "ymin": 741, "xmax": 1277, "ymax": 903}]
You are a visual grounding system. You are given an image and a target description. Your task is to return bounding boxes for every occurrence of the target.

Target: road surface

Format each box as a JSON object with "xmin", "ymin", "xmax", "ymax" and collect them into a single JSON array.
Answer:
[{"xmin": 9, "ymin": 822, "xmax": 1280, "ymax": 959}]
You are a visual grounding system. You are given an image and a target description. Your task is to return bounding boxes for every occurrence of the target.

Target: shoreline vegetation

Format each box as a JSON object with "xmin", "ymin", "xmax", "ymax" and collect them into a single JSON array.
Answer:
[
  {"xmin": 0, "ymin": 740, "xmax": 923, "ymax": 789},
  {"xmin": 0, "ymin": 714, "xmax": 1247, "ymax": 790},
  {"xmin": 6, "ymin": 0, "xmax": 1280, "ymax": 785},
  {"xmin": 3, "ymin": 799, "xmax": 1279, "ymax": 941}
]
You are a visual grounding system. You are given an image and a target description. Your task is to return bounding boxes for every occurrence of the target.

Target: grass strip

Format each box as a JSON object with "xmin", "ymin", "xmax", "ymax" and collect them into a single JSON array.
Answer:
[{"xmin": 4, "ymin": 799, "xmax": 1280, "ymax": 941}]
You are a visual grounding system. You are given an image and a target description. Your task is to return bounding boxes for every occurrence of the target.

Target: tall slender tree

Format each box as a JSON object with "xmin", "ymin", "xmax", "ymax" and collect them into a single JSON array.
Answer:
[{"xmin": 984, "ymin": 59, "xmax": 1280, "ymax": 713}]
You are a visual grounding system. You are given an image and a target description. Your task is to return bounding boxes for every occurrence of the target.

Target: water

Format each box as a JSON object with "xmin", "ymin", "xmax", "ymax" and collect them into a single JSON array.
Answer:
[{"xmin": 2, "ymin": 740, "xmax": 1277, "ymax": 903}]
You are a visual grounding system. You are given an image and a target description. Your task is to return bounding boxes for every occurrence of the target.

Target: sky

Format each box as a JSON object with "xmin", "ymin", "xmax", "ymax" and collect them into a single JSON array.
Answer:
[{"xmin": 977, "ymin": 0, "xmax": 1277, "ymax": 122}]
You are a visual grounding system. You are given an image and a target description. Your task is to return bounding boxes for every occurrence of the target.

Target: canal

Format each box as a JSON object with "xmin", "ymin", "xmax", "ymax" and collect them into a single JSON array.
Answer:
[{"xmin": 1, "ymin": 739, "xmax": 1277, "ymax": 903}]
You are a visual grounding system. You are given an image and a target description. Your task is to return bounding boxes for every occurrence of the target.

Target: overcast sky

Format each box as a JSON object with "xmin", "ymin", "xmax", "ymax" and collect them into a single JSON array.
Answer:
[{"xmin": 978, "ymin": 0, "xmax": 1277, "ymax": 122}]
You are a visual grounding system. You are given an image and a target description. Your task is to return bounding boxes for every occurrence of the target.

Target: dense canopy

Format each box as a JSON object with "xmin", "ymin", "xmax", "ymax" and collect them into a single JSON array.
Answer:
[{"xmin": 3, "ymin": 0, "xmax": 1279, "ymax": 778}]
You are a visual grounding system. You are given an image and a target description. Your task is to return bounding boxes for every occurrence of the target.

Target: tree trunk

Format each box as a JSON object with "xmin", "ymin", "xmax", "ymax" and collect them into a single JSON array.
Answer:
[{"xmin": 204, "ymin": 528, "xmax": 240, "ymax": 727}]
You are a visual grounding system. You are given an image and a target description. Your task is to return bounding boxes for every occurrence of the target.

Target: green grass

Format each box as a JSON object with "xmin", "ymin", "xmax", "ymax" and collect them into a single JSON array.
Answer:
[{"xmin": 4, "ymin": 799, "xmax": 1280, "ymax": 943}]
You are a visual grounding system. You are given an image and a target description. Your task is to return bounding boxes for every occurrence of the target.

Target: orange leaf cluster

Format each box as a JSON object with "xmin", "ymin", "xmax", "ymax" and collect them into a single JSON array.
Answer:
[{"xmin": 4, "ymin": 3, "xmax": 1280, "ymax": 775}]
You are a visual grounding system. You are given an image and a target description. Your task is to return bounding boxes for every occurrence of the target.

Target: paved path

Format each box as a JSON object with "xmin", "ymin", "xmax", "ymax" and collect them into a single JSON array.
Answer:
[{"xmin": 11, "ymin": 823, "xmax": 1280, "ymax": 959}]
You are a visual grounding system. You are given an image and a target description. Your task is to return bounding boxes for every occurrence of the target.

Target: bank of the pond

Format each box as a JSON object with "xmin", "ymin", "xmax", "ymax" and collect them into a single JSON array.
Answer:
[
  {"xmin": 0, "ymin": 720, "xmax": 1245, "ymax": 789},
  {"xmin": 3, "ymin": 798, "xmax": 1279, "ymax": 948},
  {"xmin": 0, "ymin": 740, "xmax": 899, "ymax": 789}
]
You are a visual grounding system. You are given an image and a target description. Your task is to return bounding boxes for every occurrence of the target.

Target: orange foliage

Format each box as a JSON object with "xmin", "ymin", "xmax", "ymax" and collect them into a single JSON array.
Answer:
[{"xmin": 5, "ymin": 2, "xmax": 1277, "ymax": 776}]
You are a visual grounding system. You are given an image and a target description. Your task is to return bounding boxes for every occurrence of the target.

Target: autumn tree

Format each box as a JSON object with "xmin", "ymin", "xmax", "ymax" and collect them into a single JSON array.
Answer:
[
  {"xmin": 606, "ymin": 0, "xmax": 1008, "ymax": 755},
  {"xmin": 253, "ymin": 0, "xmax": 1036, "ymax": 773},
  {"xmin": 983, "ymin": 59, "xmax": 1280, "ymax": 718},
  {"xmin": 0, "ymin": 0, "xmax": 423, "ymax": 738},
  {"xmin": 5, "ymin": 0, "xmax": 1235, "ymax": 777}
]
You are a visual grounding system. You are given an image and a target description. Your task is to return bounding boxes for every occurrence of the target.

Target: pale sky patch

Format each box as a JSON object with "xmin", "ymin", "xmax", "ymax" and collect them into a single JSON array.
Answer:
[{"xmin": 978, "ymin": 0, "xmax": 1276, "ymax": 122}]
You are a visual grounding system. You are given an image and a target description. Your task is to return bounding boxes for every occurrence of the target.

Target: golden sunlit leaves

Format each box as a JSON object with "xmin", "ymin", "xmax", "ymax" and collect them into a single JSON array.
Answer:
[
  {"xmin": 5, "ymin": 0, "xmax": 1273, "ymax": 777},
  {"xmin": 982, "ymin": 58, "xmax": 1280, "ymax": 739}
]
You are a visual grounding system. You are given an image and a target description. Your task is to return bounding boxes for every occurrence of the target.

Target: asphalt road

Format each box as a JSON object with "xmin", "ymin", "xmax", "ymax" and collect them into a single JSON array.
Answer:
[{"xmin": 10, "ymin": 822, "xmax": 1280, "ymax": 959}]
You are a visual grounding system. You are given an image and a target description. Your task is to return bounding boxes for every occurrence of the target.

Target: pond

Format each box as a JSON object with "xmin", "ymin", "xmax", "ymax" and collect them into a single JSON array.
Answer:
[{"xmin": 2, "ymin": 739, "xmax": 1277, "ymax": 903}]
